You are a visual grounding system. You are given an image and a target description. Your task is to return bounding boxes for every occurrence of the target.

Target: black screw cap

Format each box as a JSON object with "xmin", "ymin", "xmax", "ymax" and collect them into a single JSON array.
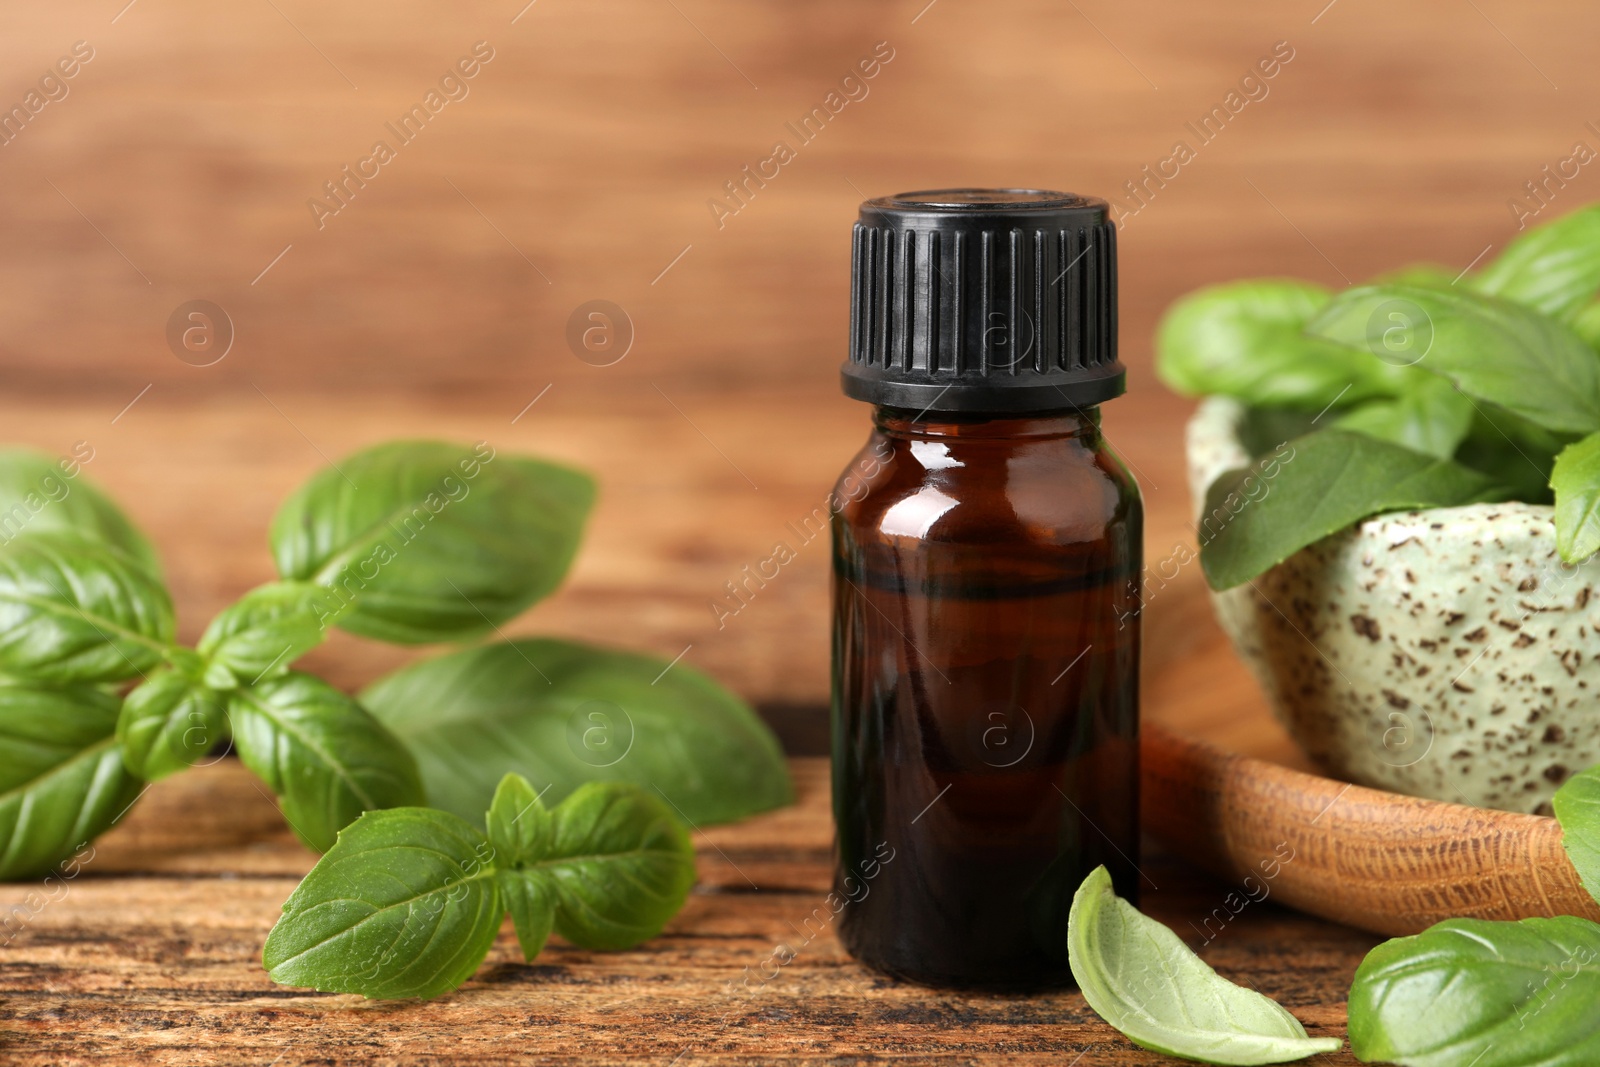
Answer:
[{"xmin": 844, "ymin": 188, "xmax": 1124, "ymax": 414}]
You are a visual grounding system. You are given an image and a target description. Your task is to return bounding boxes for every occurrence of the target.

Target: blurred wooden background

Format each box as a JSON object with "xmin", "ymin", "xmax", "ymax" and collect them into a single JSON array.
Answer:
[{"xmin": 2, "ymin": 0, "xmax": 1598, "ymax": 709}]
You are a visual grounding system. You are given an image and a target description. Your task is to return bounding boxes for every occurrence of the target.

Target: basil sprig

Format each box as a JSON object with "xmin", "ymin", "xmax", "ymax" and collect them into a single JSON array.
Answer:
[
  {"xmin": 0, "ymin": 439, "xmax": 791, "ymax": 880},
  {"xmin": 262, "ymin": 773, "xmax": 696, "ymax": 1000},
  {"xmin": 1158, "ymin": 200, "xmax": 1600, "ymax": 587}
]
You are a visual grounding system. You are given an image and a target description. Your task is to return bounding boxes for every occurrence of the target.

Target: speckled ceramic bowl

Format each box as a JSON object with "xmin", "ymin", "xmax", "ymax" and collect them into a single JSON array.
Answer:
[{"xmin": 1187, "ymin": 396, "xmax": 1600, "ymax": 814}]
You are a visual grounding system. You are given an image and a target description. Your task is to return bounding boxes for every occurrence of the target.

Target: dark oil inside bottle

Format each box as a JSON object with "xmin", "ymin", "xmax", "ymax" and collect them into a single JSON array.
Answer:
[{"xmin": 830, "ymin": 407, "xmax": 1141, "ymax": 990}]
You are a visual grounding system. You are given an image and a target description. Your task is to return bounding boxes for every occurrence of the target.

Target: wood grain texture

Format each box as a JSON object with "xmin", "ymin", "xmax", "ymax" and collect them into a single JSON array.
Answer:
[
  {"xmin": 5, "ymin": 0, "xmax": 1599, "ymax": 1059},
  {"xmin": 0, "ymin": 759, "xmax": 1371, "ymax": 1067},
  {"xmin": 1144, "ymin": 724, "xmax": 1600, "ymax": 937}
]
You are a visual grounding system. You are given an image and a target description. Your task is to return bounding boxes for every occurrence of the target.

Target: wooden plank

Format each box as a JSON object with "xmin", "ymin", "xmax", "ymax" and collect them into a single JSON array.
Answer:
[{"xmin": 0, "ymin": 759, "xmax": 1373, "ymax": 1066}]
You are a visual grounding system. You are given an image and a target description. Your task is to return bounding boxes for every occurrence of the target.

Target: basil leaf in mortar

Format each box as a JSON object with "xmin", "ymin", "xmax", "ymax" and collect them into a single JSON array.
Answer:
[
  {"xmin": 117, "ymin": 667, "xmax": 228, "ymax": 780},
  {"xmin": 1348, "ymin": 916, "xmax": 1600, "ymax": 1067},
  {"xmin": 1553, "ymin": 764, "xmax": 1600, "ymax": 903},
  {"xmin": 269, "ymin": 440, "xmax": 595, "ymax": 645},
  {"xmin": 1453, "ymin": 404, "xmax": 1568, "ymax": 505},
  {"xmin": 1157, "ymin": 279, "xmax": 1408, "ymax": 411},
  {"xmin": 197, "ymin": 581, "xmax": 327, "ymax": 689},
  {"xmin": 0, "ymin": 448, "xmax": 162, "ymax": 575},
  {"xmin": 0, "ymin": 679, "xmax": 144, "ymax": 880},
  {"xmin": 0, "ymin": 531, "xmax": 176, "ymax": 683},
  {"xmin": 1199, "ymin": 429, "xmax": 1509, "ymax": 591},
  {"xmin": 361, "ymin": 638, "xmax": 793, "ymax": 828},
  {"xmin": 229, "ymin": 671, "xmax": 424, "ymax": 851},
  {"xmin": 1550, "ymin": 431, "xmax": 1600, "ymax": 563},
  {"xmin": 1332, "ymin": 375, "xmax": 1475, "ymax": 460},
  {"xmin": 262, "ymin": 806, "xmax": 504, "ymax": 1000},
  {"xmin": 1474, "ymin": 203, "xmax": 1600, "ymax": 321},
  {"xmin": 1307, "ymin": 284, "xmax": 1600, "ymax": 435},
  {"xmin": 1068, "ymin": 866, "xmax": 1340, "ymax": 1065}
]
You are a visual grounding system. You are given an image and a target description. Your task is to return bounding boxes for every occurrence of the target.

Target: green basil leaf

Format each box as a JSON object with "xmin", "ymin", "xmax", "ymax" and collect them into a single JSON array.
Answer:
[
  {"xmin": 262, "ymin": 807, "xmax": 502, "ymax": 1000},
  {"xmin": 485, "ymin": 770, "xmax": 549, "ymax": 867},
  {"xmin": 1307, "ymin": 284, "xmax": 1600, "ymax": 434},
  {"xmin": 229, "ymin": 672, "xmax": 425, "ymax": 851},
  {"xmin": 1550, "ymin": 431, "xmax": 1600, "ymax": 563},
  {"xmin": 499, "ymin": 868, "xmax": 555, "ymax": 964},
  {"xmin": 269, "ymin": 440, "xmax": 595, "ymax": 645},
  {"xmin": 1333, "ymin": 375, "xmax": 1475, "ymax": 459},
  {"xmin": 1372, "ymin": 263, "xmax": 1460, "ymax": 289},
  {"xmin": 116, "ymin": 667, "xmax": 228, "ymax": 780},
  {"xmin": 0, "ymin": 447, "xmax": 160, "ymax": 575},
  {"xmin": 1068, "ymin": 866, "xmax": 1340, "ymax": 1064},
  {"xmin": 0, "ymin": 679, "xmax": 144, "ymax": 880},
  {"xmin": 1474, "ymin": 203, "xmax": 1600, "ymax": 321},
  {"xmin": 1200, "ymin": 429, "xmax": 1509, "ymax": 591},
  {"xmin": 361, "ymin": 638, "xmax": 793, "ymax": 828},
  {"xmin": 1454, "ymin": 404, "xmax": 1569, "ymax": 505},
  {"xmin": 197, "ymin": 581, "xmax": 327, "ymax": 689},
  {"xmin": 1157, "ymin": 279, "xmax": 1408, "ymax": 410},
  {"xmin": 485, "ymin": 773, "xmax": 554, "ymax": 958},
  {"xmin": 1574, "ymin": 301, "xmax": 1600, "ymax": 349},
  {"xmin": 0, "ymin": 532, "xmax": 175, "ymax": 682},
  {"xmin": 1348, "ymin": 915, "xmax": 1600, "ymax": 1067},
  {"xmin": 493, "ymin": 777, "xmax": 696, "ymax": 956},
  {"xmin": 1553, "ymin": 764, "xmax": 1600, "ymax": 903}
]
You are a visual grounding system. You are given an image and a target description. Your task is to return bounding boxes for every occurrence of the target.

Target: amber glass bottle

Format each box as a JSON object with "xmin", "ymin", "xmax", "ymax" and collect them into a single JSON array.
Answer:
[{"xmin": 831, "ymin": 190, "xmax": 1142, "ymax": 990}]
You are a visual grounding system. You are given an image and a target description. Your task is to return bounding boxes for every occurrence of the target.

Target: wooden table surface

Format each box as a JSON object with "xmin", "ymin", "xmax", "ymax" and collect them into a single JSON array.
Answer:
[
  {"xmin": 8, "ymin": 0, "xmax": 1600, "ymax": 1060},
  {"xmin": 0, "ymin": 390, "xmax": 1378, "ymax": 1066}
]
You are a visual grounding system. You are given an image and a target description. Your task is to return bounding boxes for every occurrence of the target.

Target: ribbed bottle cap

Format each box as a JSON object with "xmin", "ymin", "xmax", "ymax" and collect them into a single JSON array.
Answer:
[{"xmin": 843, "ymin": 188, "xmax": 1124, "ymax": 414}]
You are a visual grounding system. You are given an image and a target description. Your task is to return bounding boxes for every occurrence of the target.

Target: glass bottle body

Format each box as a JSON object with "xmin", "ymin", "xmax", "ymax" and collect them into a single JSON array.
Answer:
[{"xmin": 830, "ymin": 406, "xmax": 1142, "ymax": 989}]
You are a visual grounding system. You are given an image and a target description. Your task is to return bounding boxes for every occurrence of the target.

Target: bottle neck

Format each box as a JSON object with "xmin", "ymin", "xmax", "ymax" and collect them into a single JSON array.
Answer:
[{"xmin": 871, "ymin": 405, "xmax": 1100, "ymax": 442}]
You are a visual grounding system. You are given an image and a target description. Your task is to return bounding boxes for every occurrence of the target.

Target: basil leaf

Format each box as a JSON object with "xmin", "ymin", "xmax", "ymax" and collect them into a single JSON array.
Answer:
[
  {"xmin": 484, "ymin": 773, "xmax": 554, "ymax": 957},
  {"xmin": 262, "ymin": 806, "xmax": 503, "ymax": 1000},
  {"xmin": 0, "ymin": 679, "xmax": 144, "ymax": 880},
  {"xmin": 361, "ymin": 638, "xmax": 793, "ymax": 828},
  {"xmin": 1553, "ymin": 764, "xmax": 1600, "ymax": 903},
  {"xmin": 485, "ymin": 770, "xmax": 549, "ymax": 867},
  {"xmin": 499, "ymin": 869, "xmax": 555, "ymax": 964},
  {"xmin": 0, "ymin": 531, "xmax": 176, "ymax": 682},
  {"xmin": 1157, "ymin": 279, "xmax": 1408, "ymax": 410},
  {"xmin": 197, "ymin": 581, "xmax": 327, "ymax": 689},
  {"xmin": 1372, "ymin": 263, "xmax": 1460, "ymax": 289},
  {"xmin": 269, "ymin": 440, "xmax": 594, "ymax": 645},
  {"xmin": 1068, "ymin": 866, "xmax": 1340, "ymax": 1064},
  {"xmin": 116, "ymin": 667, "xmax": 228, "ymax": 780},
  {"xmin": 493, "ymin": 777, "xmax": 696, "ymax": 957},
  {"xmin": 0, "ymin": 447, "xmax": 160, "ymax": 575},
  {"xmin": 1551, "ymin": 431, "xmax": 1600, "ymax": 563},
  {"xmin": 1574, "ymin": 301, "xmax": 1600, "ymax": 349},
  {"xmin": 1307, "ymin": 284, "xmax": 1600, "ymax": 434},
  {"xmin": 1348, "ymin": 915, "xmax": 1600, "ymax": 1067},
  {"xmin": 1474, "ymin": 203, "xmax": 1600, "ymax": 321},
  {"xmin": 1200, "ymin": 429, "xmax": 1509, "ymax": 590},
  {"xmin": 1333, "ymin": 375, "xmax": 1475, "ymax": 459},
  {"xmin": 228, "ymin": 671, "xmax": 425, "ymax": 851},
  {"xmin": 1454, "ymin": 404, "xmax": 1569, "ymax": 505}
]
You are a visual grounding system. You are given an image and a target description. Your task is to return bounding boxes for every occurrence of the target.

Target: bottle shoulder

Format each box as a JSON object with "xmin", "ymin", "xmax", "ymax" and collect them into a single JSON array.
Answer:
[{"xmin": 833, "ymin": 429, "xmax": 1140, "ymax": 550}]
